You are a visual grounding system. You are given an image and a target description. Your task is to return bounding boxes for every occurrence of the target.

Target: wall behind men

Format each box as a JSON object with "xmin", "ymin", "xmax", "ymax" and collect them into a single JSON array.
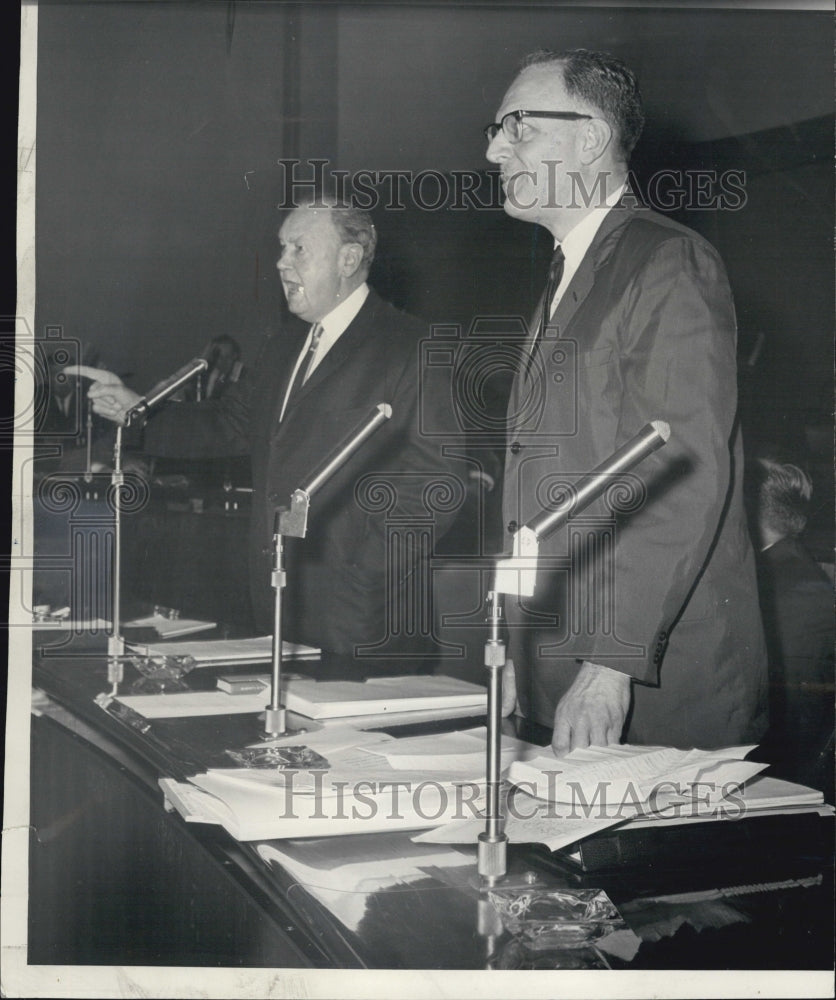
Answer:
[
  {"xmin": 33, "ymin": 1, "xmax": 832, "ymax": 449},
  {"xmin": 35, "ymin": 2, "xmax": 337, "ymax": 386}
]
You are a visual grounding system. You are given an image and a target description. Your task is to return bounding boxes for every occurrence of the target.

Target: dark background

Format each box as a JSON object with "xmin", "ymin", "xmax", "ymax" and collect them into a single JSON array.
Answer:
[{"xmin": 29, "ymin": 1, "xmax": 833, "ymax": 529}]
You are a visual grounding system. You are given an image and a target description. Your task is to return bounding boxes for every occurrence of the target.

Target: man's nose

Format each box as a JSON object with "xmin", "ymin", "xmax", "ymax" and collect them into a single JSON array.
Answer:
[{"xmin": 485, "ymin": 132, "xmax": 511, "ymax": 164}]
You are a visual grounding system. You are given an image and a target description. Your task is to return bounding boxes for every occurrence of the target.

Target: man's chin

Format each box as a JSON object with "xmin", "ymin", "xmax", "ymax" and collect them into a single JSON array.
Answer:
[
  {"xmin": 501, "ymin": 184, "xmax": 539, "ymax": 222},
  {"xmin": 284, "ymin": 298, "xmax": 308, "ymax": 320},
  {"xmin": 502, "ymin": 197, "xmax": 538, "ymax": 224}
]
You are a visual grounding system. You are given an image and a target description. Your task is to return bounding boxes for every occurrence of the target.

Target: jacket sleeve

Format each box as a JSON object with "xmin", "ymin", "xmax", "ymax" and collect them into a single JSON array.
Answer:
[
  {"xmin": 582, "ymin": 235, "xmax": 739, "ymax": 682},
  {"xmin": 141, "ymin": 360, "xmax": 258, "ymax": 460}
]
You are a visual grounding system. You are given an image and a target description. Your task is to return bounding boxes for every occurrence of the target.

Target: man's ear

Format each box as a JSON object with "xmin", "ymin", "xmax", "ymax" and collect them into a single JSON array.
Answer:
[
  {"xmin": 579, "ymin": 117, "xmax": 614, "ymax": 165},
  {"xmin": 339, "ymin": 242, "xmax": 364, "ymax": 278}
]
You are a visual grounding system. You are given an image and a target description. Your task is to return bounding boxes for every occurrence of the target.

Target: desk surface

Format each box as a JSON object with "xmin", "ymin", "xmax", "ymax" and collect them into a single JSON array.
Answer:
[{"xmin": 30, "ymin": 632, "xmax": 835, "ymax": 972}]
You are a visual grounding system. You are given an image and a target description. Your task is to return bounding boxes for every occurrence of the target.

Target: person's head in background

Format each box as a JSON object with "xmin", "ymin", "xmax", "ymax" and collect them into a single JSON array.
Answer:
[
  {"xmin": 746, "ymin": 450, "xmax": 813, "ymax": 552},
  {"xmin": 207, "ymin": 335, "xmax": 241, "ymax": 377}
]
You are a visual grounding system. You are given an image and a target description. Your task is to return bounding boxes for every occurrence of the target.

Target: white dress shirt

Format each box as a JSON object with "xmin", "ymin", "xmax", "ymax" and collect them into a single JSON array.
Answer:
[
  {"xmin": 548, "ymin": 183, "xmax": 625, "ymax": 316},
  {"xmin": 279, "ymin": 282, "xmax": 370, "ymax": 421}
]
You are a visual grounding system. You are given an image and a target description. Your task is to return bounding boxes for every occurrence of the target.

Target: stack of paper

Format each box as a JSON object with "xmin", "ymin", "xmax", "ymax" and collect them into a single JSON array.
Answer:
[
  {"xmin": 126, "ymin": 635, "xmax": 319, "ymax": 665},
  {"xmin": 282, "ymin": 674, "xmax": 487, "ymax": 720},
  {"xmin": 159, "ymin": 725, "xmax": 548, "ymax": 841},
  {"xmin": 116, "ymin": 674, "xmax": 487, "ymax": 721},
  {"xmin": 118, "ymin": 689, "xmax": 271, "ymax": 719},
  {"xmin": 256, "ymin": 832, "xmax": 475, "ymax": 932},
  {"xmin": 161, "ymin": 739, "xmax": 489, "ymax": 840}
]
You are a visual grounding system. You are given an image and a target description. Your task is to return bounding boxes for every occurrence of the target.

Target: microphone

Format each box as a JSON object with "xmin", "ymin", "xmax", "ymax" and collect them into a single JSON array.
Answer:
[
  {"xmin": 124, "ymin": 357, "xmax": 209, "ymax": 426},
  {"xmin": 494, "ymin": 420, "xmax": 670, "ymax": 599},
  {"xmin": 301, "ymin": 403, "xmax": 392, "ymax": 498},
  {"xmin": 274, "ymin": 404, "xmax": 393, "ymax": 542},
  {"xmin": 527, "ymin": 420, "xmax": 670, "ymax": 541}
]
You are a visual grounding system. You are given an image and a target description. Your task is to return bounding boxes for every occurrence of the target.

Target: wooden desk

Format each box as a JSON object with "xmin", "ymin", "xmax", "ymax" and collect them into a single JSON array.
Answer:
[{"xmin": 30, "ymin": 634, "xmax": 834, "ymax": 971}]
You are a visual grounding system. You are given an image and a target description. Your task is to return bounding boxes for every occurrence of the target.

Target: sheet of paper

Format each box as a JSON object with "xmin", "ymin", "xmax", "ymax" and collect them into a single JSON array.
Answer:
[
  {"xmin": 158, "ymin": 777, "xmax": 232, "ymax": 825},
  {"xmin": 363, "ymin": 727, "xmax": 544, "ymax": 771},
  {"xmin": 124, "ymin": 614, "xmax": 216, "ymax": 638},
  {"xmin": 492, "ymin": 524, "xmax": 539, "ymax": 597}
]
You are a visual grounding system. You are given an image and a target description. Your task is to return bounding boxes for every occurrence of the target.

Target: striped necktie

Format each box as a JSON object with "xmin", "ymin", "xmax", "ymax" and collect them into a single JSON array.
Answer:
[
  {"xmin": 289, "ymin": 322, "xmax": 323, "ymax": 393},
  {"xmin": 281, "ymin": 322, "xmax": 324, "ymax": 420}
]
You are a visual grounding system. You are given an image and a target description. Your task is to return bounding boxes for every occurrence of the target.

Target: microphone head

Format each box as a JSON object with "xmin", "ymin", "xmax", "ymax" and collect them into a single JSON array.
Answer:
[
  {"xmin": 650, "ymin": 419, "xmax": 671, "ymax": 442},
  {"xmin": 377, "ymin": 403, "xmax": 393, "ymax": 420}
]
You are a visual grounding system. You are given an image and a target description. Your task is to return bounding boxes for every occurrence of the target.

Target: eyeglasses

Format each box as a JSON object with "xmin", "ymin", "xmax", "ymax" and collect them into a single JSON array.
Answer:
[{"xmin": 483, "ymin": 110, "xmax": 592, "ymax": 144}]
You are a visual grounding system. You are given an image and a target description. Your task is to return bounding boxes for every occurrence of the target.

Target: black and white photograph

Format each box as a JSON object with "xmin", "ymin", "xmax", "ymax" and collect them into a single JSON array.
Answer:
[{"xmin": 3, "ymin": 2, "xmax": 833, "ymax": 997}]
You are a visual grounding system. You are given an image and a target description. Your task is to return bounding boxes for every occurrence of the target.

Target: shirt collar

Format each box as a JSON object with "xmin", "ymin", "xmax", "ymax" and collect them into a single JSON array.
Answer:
[
  {"xmin": 558, "ymin": 182, "xmax": 626, "ymax": 270},
  {"xmin": 318, "ymin": 282, "xmax": 369, "ymax": 339}
]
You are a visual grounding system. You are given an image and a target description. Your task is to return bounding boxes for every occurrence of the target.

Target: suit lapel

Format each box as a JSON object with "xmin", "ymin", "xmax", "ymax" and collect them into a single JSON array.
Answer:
[
  {"xmin": 550, "ymin": 203, "xmax": 635, "ymax": 340},
  {"xmin": 509, "ymin": 202, "xmax": 640, "ymax": 424},
  {"xmin": 265, "ymin": 322, "xmax": 307, "ymax": 437},
  {"xmin": 272, "ymin": 291, "xmax": 380, "ymax": 433}
]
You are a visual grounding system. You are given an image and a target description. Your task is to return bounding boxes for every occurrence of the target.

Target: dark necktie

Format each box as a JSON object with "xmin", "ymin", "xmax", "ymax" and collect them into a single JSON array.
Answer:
[
  {"xmin": 538, "ymin": 244, "xmax": 566, "ymax": 341},
  {"xmin": 525, "ymin": 245, "xmax": 565, "ymax": 372},
  {"xmin": 281, "ymin": 322, "xmax": 323, "ymax": 419}
]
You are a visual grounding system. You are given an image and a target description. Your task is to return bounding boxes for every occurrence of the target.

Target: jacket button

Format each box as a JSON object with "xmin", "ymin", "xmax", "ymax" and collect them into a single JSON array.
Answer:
[
  {"xmin": 510, "ymin": 442, "xmax": 522, "ymax": 454},
  {"xmin": 507, "ymin": 520, "xmax": 518, "ymax": 534}
]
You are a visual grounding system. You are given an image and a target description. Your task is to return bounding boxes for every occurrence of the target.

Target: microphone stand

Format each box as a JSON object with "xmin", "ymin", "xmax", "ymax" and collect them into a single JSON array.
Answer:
[
  {"xmin": 263, "ymin": 403, "xmax": 392, "ymax": 738},
  {"xmin": 107, "ymin": 424, "xmax": 126, "ymax": 693},
  {"xmin": 477, "ymin": 420, "xmax": 670, "ymax": 886},
  {"xmin": 105, "ymin": 360, "xmax": 208, "ymax": 694},
  {"xmin": 84, "ymin": 399, "xmax": 94, "ymax": 485}
]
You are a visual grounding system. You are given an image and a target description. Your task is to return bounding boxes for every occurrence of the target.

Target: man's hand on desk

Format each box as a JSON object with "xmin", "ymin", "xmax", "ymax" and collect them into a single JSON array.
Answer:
[
  {"xmin": 501, "ymin": 658, "xmax": 518, "ymax": 717},
  {"xmin": 69, "ymin": 366, "xmax": 142, "ymax": 425},
  {"xmin": 551, "ymin": 661, "xmax": 631, "ymax": 755}
]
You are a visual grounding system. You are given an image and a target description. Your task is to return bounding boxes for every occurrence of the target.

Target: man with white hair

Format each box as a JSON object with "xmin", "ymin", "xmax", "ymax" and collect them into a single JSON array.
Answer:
[{"xmin": 77, "ymin": 199, "xmax": 465, "ymax": 673}]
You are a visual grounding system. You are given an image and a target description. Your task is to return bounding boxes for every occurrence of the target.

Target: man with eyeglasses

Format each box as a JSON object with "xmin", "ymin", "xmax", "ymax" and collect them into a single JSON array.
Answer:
[{"xmin": 488, "ymin": 49, "xmax": 767, "ymax": 754}]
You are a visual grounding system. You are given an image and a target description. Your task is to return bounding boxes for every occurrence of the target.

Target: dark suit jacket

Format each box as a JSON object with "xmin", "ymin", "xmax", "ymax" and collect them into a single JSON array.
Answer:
[
  {"xmin": 144, "ymin": 290, "xmax": 466, "ymax": 656},
  {"xmin": 503, "ymin": 203, "xmax": 768, "ymax": 748}
]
